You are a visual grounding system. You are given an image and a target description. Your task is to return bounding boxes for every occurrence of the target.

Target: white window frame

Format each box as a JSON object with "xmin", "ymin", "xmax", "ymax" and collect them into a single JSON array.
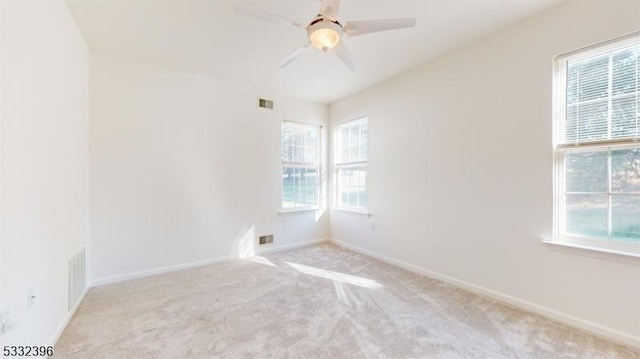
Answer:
[
  {"xmin": 281, "ymin": 120, "xmax": 321, "ymax": 212},
  {"xmin": 552, "ymin": 32, "xmax": 640, "ymax": 257},
  {"xmin": 335, "ymin": 117, "xmax": 368, "ymax": 213}
]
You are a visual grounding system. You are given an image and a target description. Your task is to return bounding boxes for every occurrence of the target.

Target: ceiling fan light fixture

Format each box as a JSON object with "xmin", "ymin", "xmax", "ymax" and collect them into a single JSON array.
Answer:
[
  {"xmin": 308, "ymin": 21, "xmax": 342, "ymax": 51},
  {"xmin": 237, "ymin": 0, "xmax": 416, "ymax": 70}
]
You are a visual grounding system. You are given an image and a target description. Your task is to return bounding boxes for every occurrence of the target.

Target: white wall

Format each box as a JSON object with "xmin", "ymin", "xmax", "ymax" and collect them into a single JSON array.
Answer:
[
  {"xmin": 329, "ymin": 0, "xmax": 640, "ymax": 346},
  {"xmin": 90, "ymin": 53, "xmax": 328, "ymax": 283},
  {"xmin": 0, "ymin": 0, "xmax": 4, "ymax": 349},
  {"xmin": 0, "ymin": 0, "xmax": 89, "ymax": 346}
]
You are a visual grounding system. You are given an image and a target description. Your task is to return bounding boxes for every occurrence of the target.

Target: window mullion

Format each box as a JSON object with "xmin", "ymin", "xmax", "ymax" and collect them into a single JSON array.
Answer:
[
  {"xmin": 355, "ymin": 166, "xmax": 360, "ymax": 208},
  {"xmin": 607, "ymin": 53, "xmax": 613, "ymax": 141},
  {"xmin": 608, "ymin": 150, "xmax": 613, "ymax": 240},
  {"xmin": 636, "ymin": 52, "xmax": 640, "ymax": 139},
  {"xmin": 576, "ymin": 67, "xmax": 580, "ymax": 143},
  {"xmin": 558, "ymin": 152, "xmax": 565, "ymax": 240}
]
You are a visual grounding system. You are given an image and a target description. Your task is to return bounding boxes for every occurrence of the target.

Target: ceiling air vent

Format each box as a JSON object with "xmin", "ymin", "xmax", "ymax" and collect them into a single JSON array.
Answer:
[{"xmin": 258, "ymin": 98, "xmax": 274, "ymax": 110}]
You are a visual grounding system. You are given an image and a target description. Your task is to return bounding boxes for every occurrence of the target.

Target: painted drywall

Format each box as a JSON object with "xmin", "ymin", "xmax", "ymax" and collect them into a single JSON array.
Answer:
[
  {"xmin": 329, "ymin": 0, "xmax": 640, "ymax": 345},
  {"xmin": 0, "ymin": 0, "xmax": 4, "ymax": 350},
  {"xmin": 90, "ymin": 53, "xmax": 329, "ymax": 282},
  {"xmin": 1, "ymin": 0, "xmax": 89, "ymax": 346}
]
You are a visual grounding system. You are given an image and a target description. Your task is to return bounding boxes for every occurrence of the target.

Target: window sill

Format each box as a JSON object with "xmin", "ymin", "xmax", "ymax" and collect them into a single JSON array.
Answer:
[
  {"xmin": 278, "ymin": 208, "xmax": 322, "ymax": 216},
  {"xmin": 332, "ymin": 208, "xmax": 372, "ymax": 218},
  {"xmin": 543, "ymin": 239, "xmax": 640, "ymax": 264}
]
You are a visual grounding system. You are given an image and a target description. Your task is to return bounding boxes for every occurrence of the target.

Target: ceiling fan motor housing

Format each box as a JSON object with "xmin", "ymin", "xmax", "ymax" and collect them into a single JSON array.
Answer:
[{"xmin": 307, "ymin": 19, "xmax": 343, "ymax": 51}]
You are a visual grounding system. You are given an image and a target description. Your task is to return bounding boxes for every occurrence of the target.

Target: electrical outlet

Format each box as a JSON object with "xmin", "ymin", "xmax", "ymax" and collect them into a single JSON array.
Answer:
[
  {"xmin": 1, "ymin": 308, "xmax": 11, "ymax": 334},
  {"xmin": 371, "ymin": 222, "xmax": 376, "ymax": 231},
  {"xmin": 27, "ymin": 288, "xmax": 36, "ymax": 308}
]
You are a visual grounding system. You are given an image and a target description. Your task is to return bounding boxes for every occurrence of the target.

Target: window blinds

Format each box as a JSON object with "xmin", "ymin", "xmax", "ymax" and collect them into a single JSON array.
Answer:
[
  {"xmin": 282, "ymin": 122, "xmax": 319, "ymax": 165},
  {"xmin": 557, "ymin": 38, "xmax": 640, "ymax": 147},
  {"xmin": 336, "ymin": 117, "xmax": 368, "ymax": 164}
]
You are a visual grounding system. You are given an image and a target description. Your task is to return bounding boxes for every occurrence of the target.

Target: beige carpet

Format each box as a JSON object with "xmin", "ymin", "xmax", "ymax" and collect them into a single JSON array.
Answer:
[{"xmin": 55, "ymin": 243, "xmax": 639, "ymax": 358}]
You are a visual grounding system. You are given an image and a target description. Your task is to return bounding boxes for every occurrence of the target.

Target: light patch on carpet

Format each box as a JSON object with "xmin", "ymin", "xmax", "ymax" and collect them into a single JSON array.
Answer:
[
  {"xmin": 54, "ymin": 244, "xmax": 640, "ymax": 358},
  {"xmin": 287, "ymin": 261, "xmax": 383, "ymax": 289}
]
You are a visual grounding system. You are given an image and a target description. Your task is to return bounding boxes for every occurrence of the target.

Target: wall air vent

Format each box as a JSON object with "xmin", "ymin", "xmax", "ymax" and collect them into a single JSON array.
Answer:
[
  {"xmin": 68, "ymin": 248, "xmax": 86, "ymax": 310},
  {"xmin": 258, "ymin": 98, "xmax": 274, "ymax": 110},
  {"xmin": 259, "ymin": 235, "xmax": 274, "ymax": 245}
]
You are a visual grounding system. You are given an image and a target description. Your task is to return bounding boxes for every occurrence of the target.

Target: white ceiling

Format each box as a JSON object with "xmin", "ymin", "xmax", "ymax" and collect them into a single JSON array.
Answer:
[{"xmin": 65, "ymin": 0, "xmax": 564, "ymax": 103}]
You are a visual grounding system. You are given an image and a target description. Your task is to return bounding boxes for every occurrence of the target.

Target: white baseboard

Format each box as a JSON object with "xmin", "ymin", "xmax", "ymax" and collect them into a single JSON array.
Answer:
[
  {"xmin": 256, "ymin": 238, "xmax": 328, "ymax": 255},
  {"xmin": 91, "ymin": 238, "xmax": 328, "ymax": 287},
  {"xmin": 48, "ymin": 237, "xmax": 325, "ymax": 349},
  {"xmin": 49, "ymin": 286, "xmax": 89, "ymax": 346},
  {"xmin": 91, "ymin": 255, "xmax": 234, "ymax": 287},
  {"xmin": 329, "ymin": 238, "xmax": 640, "ymax": 350}
]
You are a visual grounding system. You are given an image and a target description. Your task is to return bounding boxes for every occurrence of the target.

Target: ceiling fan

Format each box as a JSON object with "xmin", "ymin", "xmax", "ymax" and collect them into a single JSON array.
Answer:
[{"xmin": 235, "ymin": 0, "xmax": 416, "ymax": 71}]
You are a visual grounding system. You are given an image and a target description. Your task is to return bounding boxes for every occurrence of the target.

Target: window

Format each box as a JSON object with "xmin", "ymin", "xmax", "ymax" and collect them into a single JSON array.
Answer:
[
  {"xmin": 281, "ymin": 121, "xmax": 320, "ymax": 210},
  {"xmin": 335, "ymin": 117, "xmax": 368, "ymax": 211},
  {"xmin": 553, "ymin": 33, "xmax": 640, "ymax": 255}
]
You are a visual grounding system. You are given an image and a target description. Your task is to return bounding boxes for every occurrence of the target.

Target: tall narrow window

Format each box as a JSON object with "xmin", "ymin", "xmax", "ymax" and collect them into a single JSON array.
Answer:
[
  {"xmin": 553, "ymin": 33, "xmax": 640, "ymax": 255},
  {"xmin": 335, "ymin": 117, "xmax": 368, "ymax": 211},
  {"xmin": 281, "ymin": 121, "xmax": 320, "ymax": 210}
]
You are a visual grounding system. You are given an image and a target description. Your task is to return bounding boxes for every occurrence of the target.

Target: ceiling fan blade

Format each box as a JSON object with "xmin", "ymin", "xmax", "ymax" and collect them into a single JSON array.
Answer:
[
  {"xmin": 344, "ymin": 18, "xmax": 416, "ymax": 37},
  {"xmin": 234, "ymin": 5, "xmax": 305, "ymax": 30},
  {"xmin": 279, "ymin": 43, "xmax": 313, "ymax": 68},
  {"xmin": 333, "ymin": 41, "xmax": 356, "ymax": 71},
  {"xmin": 319, "ymin": 0, "xmax": 341, "ymax": 19}
]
